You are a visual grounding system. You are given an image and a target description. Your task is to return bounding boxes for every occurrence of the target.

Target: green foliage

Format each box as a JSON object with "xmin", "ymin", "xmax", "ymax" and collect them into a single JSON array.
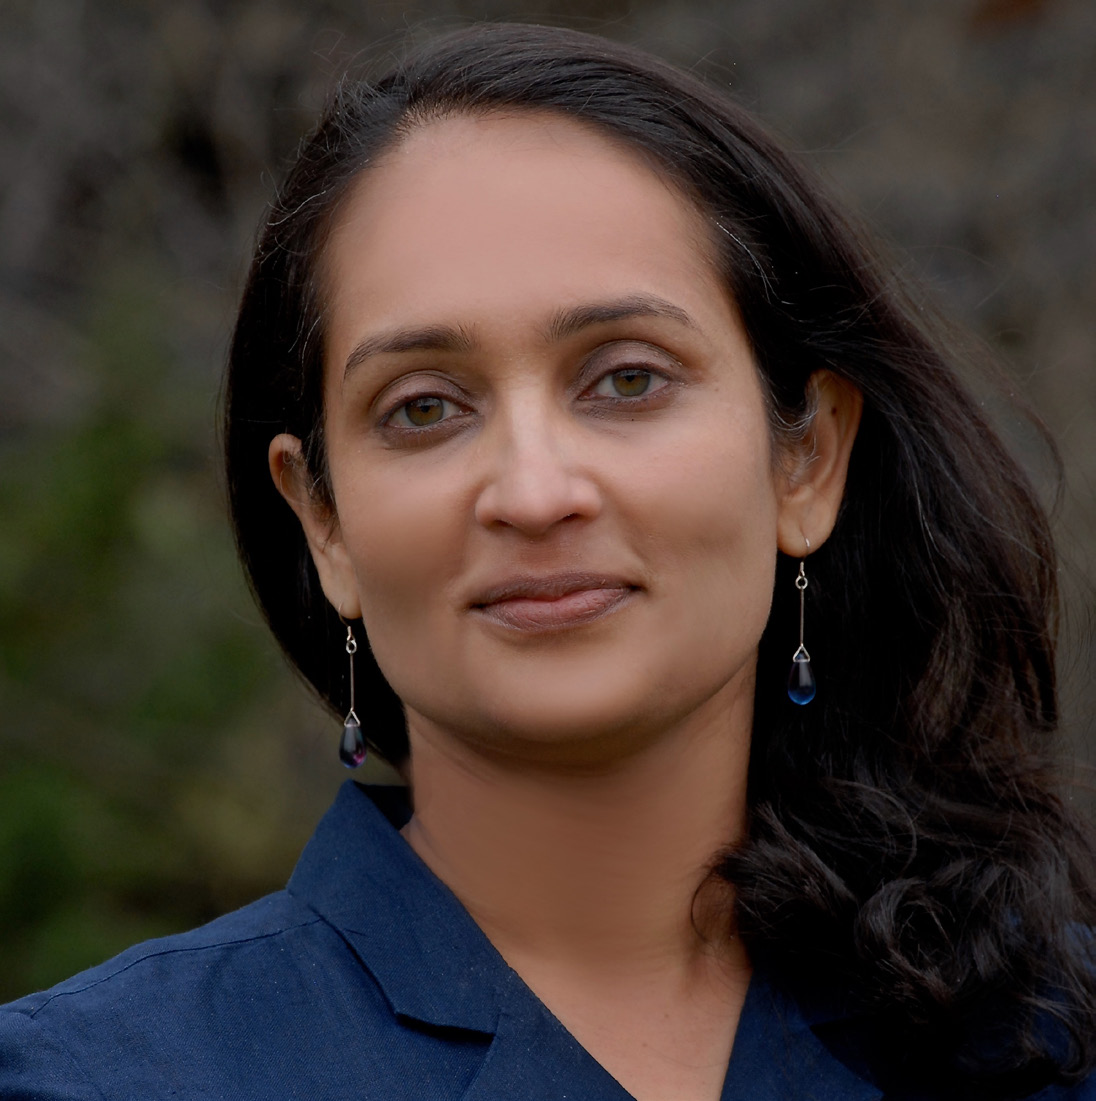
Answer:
[{"xmin": 0, "ymin": 265, "xmax": 347, "ymax": 1000}]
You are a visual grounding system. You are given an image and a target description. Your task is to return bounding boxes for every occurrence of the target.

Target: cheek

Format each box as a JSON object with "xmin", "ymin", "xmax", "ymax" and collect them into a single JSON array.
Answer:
[
  {"xmin": 332, "ymin": 461, "xmax": 469, "ymax": 668},
  {"xmin": 645, "ymin": 416, "xmax": 781, "ymax": 645}
]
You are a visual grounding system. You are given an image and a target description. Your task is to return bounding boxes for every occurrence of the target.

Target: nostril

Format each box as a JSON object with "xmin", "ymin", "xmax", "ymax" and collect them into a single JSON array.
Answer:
[{"xmin": 473, "ymin": 453, "xmax": 602, "ymax": 535}]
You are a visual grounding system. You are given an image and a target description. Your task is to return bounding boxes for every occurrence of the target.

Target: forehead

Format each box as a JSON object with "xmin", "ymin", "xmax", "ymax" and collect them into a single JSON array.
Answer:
[{"xmin": 321, "ymin": 110, "xmax": 728, "ymax": 349}]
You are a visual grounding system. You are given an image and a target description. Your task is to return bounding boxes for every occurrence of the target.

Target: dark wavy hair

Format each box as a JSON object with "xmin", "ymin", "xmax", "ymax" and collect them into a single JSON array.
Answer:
[{"xmin": 224, "ymin": 22, "xmax": 1096, "ymax": 1095}]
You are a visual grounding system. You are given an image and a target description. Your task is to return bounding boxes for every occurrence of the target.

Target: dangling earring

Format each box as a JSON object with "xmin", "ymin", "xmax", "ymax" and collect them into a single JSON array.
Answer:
[
  {"xmin": 339, "ymin": 624, "xmax": 367, "ymax": 768},
  {"xmin": 787, "ymin": 542, "xmax": 816, "ymax": 705}
]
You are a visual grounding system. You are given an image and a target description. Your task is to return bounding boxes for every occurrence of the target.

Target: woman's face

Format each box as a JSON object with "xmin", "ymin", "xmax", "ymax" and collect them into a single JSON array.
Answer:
[{"xmin": 285, "ymin": 112, "xmax": 816, "ymax": 765}]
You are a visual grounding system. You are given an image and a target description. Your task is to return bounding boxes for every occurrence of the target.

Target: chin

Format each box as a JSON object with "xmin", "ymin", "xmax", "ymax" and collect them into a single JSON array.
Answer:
[
  {"xmin": 425, "ymin": 659, "xmax": 750, "ymax": 769},
  {"xmin": 460, "ymin": 715, "xmax": 671, "ymax": 771}
]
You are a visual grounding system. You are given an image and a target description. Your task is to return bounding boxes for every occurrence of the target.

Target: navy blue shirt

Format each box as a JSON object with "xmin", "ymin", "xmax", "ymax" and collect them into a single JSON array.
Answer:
[{"xmin": 1, "ymin": 782, "xmax": 1092, "ymax": 1100}]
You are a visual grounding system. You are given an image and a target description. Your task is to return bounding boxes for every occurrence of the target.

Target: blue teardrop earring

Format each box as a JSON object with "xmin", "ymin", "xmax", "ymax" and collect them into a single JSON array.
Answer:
[
  {"xmin": 339, "ymin": 624, "xmax": 367, "ymax": 768},
  {"xmin": 787, "ymin": 542, "xmax": 817, "ymax": 705}
]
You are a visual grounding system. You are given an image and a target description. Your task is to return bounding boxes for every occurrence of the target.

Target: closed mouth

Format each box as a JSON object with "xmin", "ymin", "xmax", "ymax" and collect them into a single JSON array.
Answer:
[{"xmin": 469, "ymin": 573, "xmax": 638, "ymax": 631}]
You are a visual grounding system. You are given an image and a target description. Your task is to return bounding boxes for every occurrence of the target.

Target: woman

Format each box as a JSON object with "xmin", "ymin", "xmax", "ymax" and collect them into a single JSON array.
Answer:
[{"xmin": 1, "ymin": 22, "xmax": 1093, "ymax": 1101}]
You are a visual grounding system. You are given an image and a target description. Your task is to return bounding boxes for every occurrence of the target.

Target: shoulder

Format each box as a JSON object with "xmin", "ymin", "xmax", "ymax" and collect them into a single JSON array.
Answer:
[
  {"xmin": 4, "ymin": 889, "xmax": 320, "ymax": 1019},
  {"xmin": 0, "ymin": 889, "xmax": 390, "ymax": 1099}
]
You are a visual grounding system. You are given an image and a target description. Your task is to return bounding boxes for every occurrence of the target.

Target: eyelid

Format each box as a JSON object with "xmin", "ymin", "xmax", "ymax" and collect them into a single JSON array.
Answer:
[
  {"xmin": 385, "ymin": 395, "xmax": 465, "ymax": 429},
  {"xmin": 580, "ymin": 340, "xmax": 682, "ymax": 396},
  {"xmin": 371, "ymin": 340, "xmax": 680, "ymax": 431},
  {"xmin": 374, "ymin": 372, "xmax": 468, "ymax": 421},
  {"xmin": 584, "ymin": 338, "xmax": 680, "ymax": 370},
  {"xmin": 587, "ymin": 368, "xmax": 672, "ymax": 399}
]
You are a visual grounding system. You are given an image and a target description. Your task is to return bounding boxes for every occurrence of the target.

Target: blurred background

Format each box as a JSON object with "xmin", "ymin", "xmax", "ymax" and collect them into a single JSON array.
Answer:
[{"xmin": 1, "ymin": 0, "xmax": 1093, "ymax": 1001}]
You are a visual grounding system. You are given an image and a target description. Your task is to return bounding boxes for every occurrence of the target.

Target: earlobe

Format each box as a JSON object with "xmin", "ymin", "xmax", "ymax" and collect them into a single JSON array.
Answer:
[
  {"xmin": 267, "ymin": 434, "xmax": 363, "ymax": 619},
  {"xmin": 776, "ymin": 371, "xmax": 863, "ymax": 556}
]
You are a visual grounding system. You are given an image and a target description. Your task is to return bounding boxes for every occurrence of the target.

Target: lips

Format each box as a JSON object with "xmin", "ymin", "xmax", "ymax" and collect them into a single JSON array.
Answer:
[{"xmin": 469, "ymin": 572, "xmax": 638, "ymax": 631}]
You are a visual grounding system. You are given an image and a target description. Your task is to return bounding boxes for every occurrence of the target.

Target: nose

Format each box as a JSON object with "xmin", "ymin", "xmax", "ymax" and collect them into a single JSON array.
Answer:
[{"xmin": 473, "ymin": 397, "xmax": 602, "ymax": 536}]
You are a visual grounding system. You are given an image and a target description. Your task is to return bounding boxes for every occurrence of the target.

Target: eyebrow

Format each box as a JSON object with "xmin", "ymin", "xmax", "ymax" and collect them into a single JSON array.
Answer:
[
  {"xmin": 342, "ymin": 293, "xmax": 695, "ymax": 379},
  {"xmin": 343, "ymin": 324, "xmax": 475, "ymax": 378},
  {"xmin": 544, "ymin": 294, "xmax": 694, "ymax": 343}
]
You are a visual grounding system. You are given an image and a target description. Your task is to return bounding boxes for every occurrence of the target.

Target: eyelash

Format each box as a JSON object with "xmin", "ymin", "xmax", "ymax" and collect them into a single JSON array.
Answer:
[
  {"xmin": 379, "ymin": 359, "xmax": 675, "ymax": 435},
  {"xmin": 385, "ymin": 394, "xmax": 467, "ymax": 430},
  {"xmin": 586, "ymin": 365, "xmax": 671, "ymax": 402}
]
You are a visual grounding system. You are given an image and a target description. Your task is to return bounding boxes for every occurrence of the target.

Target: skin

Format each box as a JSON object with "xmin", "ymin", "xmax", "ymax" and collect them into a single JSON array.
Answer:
[{"xmin": 271, "ymin": 112, "xmax": 861, "ymax": 1101}]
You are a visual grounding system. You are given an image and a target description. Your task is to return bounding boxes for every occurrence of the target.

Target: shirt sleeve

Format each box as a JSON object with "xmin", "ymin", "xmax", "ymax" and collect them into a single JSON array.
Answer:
[{"xmin": 0, "ymin": 1009, "xmax": 105, "ymax": 1101}]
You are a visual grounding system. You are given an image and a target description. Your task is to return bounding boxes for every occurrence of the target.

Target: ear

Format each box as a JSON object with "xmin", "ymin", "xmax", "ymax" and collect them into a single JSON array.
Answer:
[
  {"xmin": 775, "ymin": 371, "xmax": 863, "ymax": 557},
  {"xmin": 268, "ymin": 434, "xmax": 362, "ymax": 619}
]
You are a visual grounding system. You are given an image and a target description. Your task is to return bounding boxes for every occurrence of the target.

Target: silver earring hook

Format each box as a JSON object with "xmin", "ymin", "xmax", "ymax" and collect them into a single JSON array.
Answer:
[
  {"xmin": 345, "ymin": 624, "xmax": 358, "ymax": 717},
  {"xmin": 787, "ymin": 540, "xmax": 816, "ymax": 705},
  {"xmin": 339, "ymin": 623, "xmax": 366, "ymax": 768}
]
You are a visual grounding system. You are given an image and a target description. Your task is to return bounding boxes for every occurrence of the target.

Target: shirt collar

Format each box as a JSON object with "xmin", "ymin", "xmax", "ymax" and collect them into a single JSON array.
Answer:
[
  {"xmin": 287, "ymin": 780, "xmax": 509, "ymax": 1035},
  {"xmin": 723, "ymin": 971, "xmax": 882, "ymax": 1101},
  {"xmin": 287, "ymin": 781, "xmax": 881, "ymax": 1100}
]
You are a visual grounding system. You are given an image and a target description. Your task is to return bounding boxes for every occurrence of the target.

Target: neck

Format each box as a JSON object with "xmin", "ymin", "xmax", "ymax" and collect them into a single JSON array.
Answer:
[{"xmin": 399, "ymin": 682, "xmax": 752, "ymax": 986}]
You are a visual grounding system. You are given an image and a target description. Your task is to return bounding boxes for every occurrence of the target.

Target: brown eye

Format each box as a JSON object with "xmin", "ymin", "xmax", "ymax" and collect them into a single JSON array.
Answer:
[
  {"xmin": 611, "ymin": 368, "xmax": 652, "ymax": 397},
  {"xmin": 384, "ymin": 390, "xmax": 467, "ymax": 434},
  {"xmin": 590, "ymin": 366, "xmax": 668, "ymax": 400},
  {"xmin": 402, "ymin": 396, "xmax": 445, "ymax": 426}
]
